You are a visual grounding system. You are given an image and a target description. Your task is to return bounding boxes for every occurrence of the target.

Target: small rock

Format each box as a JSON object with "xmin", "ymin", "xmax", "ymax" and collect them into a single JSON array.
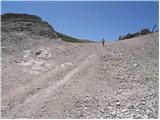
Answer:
[
  {"xmin": 111, "ymin": 110, "xmax": 116, "ymax": 116},
  {"xmin": 128, "ymin": 105, "xmax": 134, "ymax": 109},
  {"xmin": 65, "ymin": 62, "xmax": 73, "ymax": 66},
  {"xmin": 133, "ymin": 63, "xmax": 139, "ymax": 67},
  {"xmin": 116, "ymin": 102, "xmax": 120, "ymax": 106},
  {"xmin": 23, "ymin": 50, "xmax": 31, "ymax": 58},
  {"xmin": 141, "ymin": 99, "xmax": 146, "ymax": 105},
  {"xmin": 147, "ymin": 112, "xmax": 154, "ymax": 118},
  {"xmin": 108, "ymin": 103, "xmax": 113, "ymax": 107},
  {"xmin": 47, "ymin": 53, "xmax": 52, "ymax": 58},
  {"xmin": 115, "ymin": 89, "xmax": 122, "ymax": 95},
  {"xmin": 15, "ymin": 59, "xmax": 21, "ymax": 63},
  {"xmin": 129, "ymin": 68, "xmax": 133, "ymax": 70},
  {"xmin": 122, "ymin": 109, "xmax": 128, "ymax": 113},
  {"xmin": 35, "ymin": 87, "xmax": 41, "ymax": 91},
  {"xmin": 35, "ymin": 50, "xmax": 41, "ymax": 55},
  {"xmin": 116, "ymin": 100, "xmax": 120, "ymax": 106},
  {"xmin": 116, "ymin": 100, "xmax": 120, "ymax": 102},
  {"xmin": 60, "ymin": 64, "xmax": 65, "ymax": 68}
]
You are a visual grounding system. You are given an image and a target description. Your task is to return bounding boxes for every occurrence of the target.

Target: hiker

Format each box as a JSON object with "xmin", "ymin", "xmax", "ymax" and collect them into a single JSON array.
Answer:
[{"xmin": 102, "ymin": 38, "xmax": 105, "ymax": 47}]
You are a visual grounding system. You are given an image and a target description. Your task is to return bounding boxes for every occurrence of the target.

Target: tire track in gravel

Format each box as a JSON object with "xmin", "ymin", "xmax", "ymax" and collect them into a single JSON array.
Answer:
[
  {"xmin": 2, "ymin": 44, "xmax": 94, "ymax": 115},
  {"xmin": 4, "ymin": 54, "xmax": 96, "ymax": 118}
]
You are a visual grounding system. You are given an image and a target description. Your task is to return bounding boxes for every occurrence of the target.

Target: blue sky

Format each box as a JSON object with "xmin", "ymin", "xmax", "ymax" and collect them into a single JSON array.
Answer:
[{"xmin": 1, "ymin": 1, "xmax": 159, "ymax": 41}]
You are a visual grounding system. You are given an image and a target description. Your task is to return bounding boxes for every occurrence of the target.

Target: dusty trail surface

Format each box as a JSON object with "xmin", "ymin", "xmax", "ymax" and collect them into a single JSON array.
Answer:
[{"xmin": 1, "ymin": 33, "xmax": 159, "ymax": 119}]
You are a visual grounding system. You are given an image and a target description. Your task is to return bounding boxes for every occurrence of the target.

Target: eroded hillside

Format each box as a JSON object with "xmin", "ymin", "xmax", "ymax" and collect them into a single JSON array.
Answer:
[{"xmin": 1, "ymin": 13, "xmax": 159, "ymax": 119}]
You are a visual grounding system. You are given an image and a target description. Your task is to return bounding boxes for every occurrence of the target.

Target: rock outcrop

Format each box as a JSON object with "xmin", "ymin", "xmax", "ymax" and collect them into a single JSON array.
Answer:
[{"xmin": 1, "ymin": 13, "xmax": 57, "ymax": 39}]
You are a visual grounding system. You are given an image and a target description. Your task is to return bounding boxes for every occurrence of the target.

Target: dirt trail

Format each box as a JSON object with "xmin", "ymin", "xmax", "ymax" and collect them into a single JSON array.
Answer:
[{"xmin": 1, "ymin": 32, "xmax": 159, "ymax": 119}]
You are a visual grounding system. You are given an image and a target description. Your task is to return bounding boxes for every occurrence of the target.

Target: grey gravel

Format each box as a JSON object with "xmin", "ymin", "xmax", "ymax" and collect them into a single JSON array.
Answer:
[{"xmin": 1, "ymin": 14, "xmax": 159, "ymax": 119}]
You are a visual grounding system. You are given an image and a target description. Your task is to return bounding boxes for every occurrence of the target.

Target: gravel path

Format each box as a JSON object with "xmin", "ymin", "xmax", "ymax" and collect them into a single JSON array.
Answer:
[{"xmin": 1, "ymin": 32, "xmax": 159, "ymax": 119}]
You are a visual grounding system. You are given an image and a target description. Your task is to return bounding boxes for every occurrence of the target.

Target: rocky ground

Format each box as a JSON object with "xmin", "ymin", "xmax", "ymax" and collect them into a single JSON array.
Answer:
[
  {"xmin": 1, "ymin": 13, "xmax": 159, "ymax": 119},
  {"xmin": 1, "ymin": 32, "xmax": 159, "ymax": 119}
]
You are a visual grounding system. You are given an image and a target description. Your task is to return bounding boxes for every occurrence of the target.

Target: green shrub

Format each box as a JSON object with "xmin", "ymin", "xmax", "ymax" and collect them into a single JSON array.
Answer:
[
  {"xmin": 141, "ymin": 28, "xmax": 151, "ymax": 35},
  {"xmin": 56, "ymin": 32, "xmax": 93, "ymax": 43},
  {"xmin": 126, "ymin": 33, "xmax": 133, "ymax": 39},
  {"xmin": 132, "ymin": 32, "xmax": 141, "ymax": 37},
  {"xmin": 119, "ymin": 28, "xmax": 151, "ymax": 40}
]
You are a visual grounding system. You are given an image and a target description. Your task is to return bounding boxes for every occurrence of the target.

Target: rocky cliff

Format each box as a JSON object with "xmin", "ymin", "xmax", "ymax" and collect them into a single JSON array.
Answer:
[{"xmin": 1, "ymin": 13, "xmax": 57, "ymax": 39}]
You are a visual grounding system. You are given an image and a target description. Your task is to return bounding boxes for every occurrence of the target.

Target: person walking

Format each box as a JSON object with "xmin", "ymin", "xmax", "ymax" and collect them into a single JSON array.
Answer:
[{"xmin": 102, "ymin": 38, "xmax": 105, "ymax": 47}]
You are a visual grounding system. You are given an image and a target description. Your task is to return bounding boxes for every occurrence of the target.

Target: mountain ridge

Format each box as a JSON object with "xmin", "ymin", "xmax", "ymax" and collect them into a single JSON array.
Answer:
[{"xmin": 1, "ymin": 13, "xmax": 93, "ymax": 43}]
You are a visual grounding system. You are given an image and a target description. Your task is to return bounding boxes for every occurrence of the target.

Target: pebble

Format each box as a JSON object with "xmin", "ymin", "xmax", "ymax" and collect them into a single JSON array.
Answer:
[
  {"xmin": 116, "ymin": 100, "xmax": 120, "ymax": 102},
  {"xmin": 122, "ymin": 109, "xmax": 128, "ymax": 113},
  {"xmin": 128, "ymin": 105, "xmax": 134, "ymax": 109},
  {"xmin": 133, "ymin": 63, "xmax": 139, "ymax": 67},
  {"xmin": 141, "ymin": 99, "xmax": 146, "ymax": 105},
  {"xmin": 116, "ymin": 100, "xmax": 120, "ymax": 106},
  {"xmin": 116, "ymin": 102, "xmax": 120, "ymax": 106},
  {"xmin": 111, "ymin": 110, "xmax": 116, "ymax": 116},
  {"xmin": 15, "ymin": 60, "xmax": 21, "ymax": 63},
  {"xmin": 60, "ymin": 64, "xmax": 65, "ymax": 68},
  {"xmin": 35, "ymin": 50, "xmax": 41, "ymax": 55},
  {"xmin": 115, "ymin": 90, "xmax": 122, "ymax": 95}
]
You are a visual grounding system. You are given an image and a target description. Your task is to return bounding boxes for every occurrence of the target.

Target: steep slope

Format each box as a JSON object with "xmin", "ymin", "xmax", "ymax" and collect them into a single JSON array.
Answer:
[
  {"xmin": 1, "ymin": 13, "xmax": 158, "ymax": 119},
  {"xmin": 1, "ymin": 13, "xmax": 88, "ymax": 66},
  {"xmin": 1, "ymin": 30, "xmax": 158, "ymax": 118},
  {"xmin": 1, "ymin": 13, "xmax": 92, "ymax": 48},
  {"xmin": 1, "ymin": 13, "xmax": 58, "ymax": 60},
  {"xmin": 1, "ymin": 13, "xmax": 57, "ymax": 38},
  {"xmin": 1, "ymin": 13, "xmax": 96, "ymax": 119}
]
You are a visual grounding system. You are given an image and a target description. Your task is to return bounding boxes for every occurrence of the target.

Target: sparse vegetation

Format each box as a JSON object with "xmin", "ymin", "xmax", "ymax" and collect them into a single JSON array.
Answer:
[
  {"xmin": 2, "ymin": 13, "xmax": 158, "ymax": 119},
  {"xmin": 56, "ymin": 32, "xmax": 93, "ymax": 43},
  {"xmin": 119, "ymin": 28, "xmax": 152, "ymax": 40},
  {"xmin": 141, "ymin": 28, "xmax": 151, "ymax": 35}
]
